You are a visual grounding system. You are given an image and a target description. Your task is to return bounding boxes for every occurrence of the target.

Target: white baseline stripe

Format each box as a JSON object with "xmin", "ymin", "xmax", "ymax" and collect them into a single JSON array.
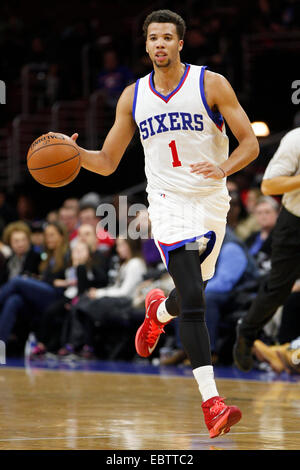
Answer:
[
  {"xmin": 0, "ymin": 435, "xmax": 114, "ymax": 442},
  {"xmin": 1, "ymin": 430, "xmax": 300, "ymax": 442}
]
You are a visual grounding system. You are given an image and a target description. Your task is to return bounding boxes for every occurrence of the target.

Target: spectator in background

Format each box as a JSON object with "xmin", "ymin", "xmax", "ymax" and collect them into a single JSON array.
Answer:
[
  {"xmin": 226, "ymin": 190, "xmax": 247, "ymax": 235},
  {"xmin": 76, "ymin": 223, "xmax": 110, "ymax": 284},
  {"xmin": 0, "ymin": 222, "xmax": 69, "ymax": 345},
  {"xmin": 96, "ymin": 49, "xmax": 134, "ymax": 107},
  {"xmin": 63, "ymin": 197, "xmax": 80, "ymax": 213},
  {"xmin": 87, "ymin": 236, "xmax": 146, "ymax": 300},
  {"xmin": 134, "ymin": 209, "xmax": 162, "ymax": 268},
  {"xmin": 246, "ymin": 196, "xmax": 279, "ymax": 259},
  {"xmin": 58, "ymin": 236, "xmax": 146, "ymax": 358},
  {"xmin": 0, "ymin": 240, "xmax": 12, "ymax": 260},
  {"xmin": 58, "ymin": 206, "xmax": 79, "ymax": 244},
  {"xmin": 77, "ymin": 222, "xmax": 98, "ymax": 249},
  {"xmin": 78, "ymin": 205, "xmax": 99, "ymax": 227},
  {"xmin": 30, "ymin": 222, "xmax": 45, "ymax": 253},
  {"xmin": 0, "ymin": 221, "xmax": 41, "ymax": 285},
  {"xmin": 226, "ymin": 179, "xmax": 239, "ymax": 193},
  {"xmin": 79, "ymin": 204, "xmax": 115, "ymax": 253},
  {"xmin": 46, "ymin": 210, "xmax": 58, "ymax": 224},
  {"xmin": 31, "ymin": 238, "xmax": 110, "ymax": 357},
  {"xmin": 235, "ymin": 188, "xmax": 262, "ymax": 240},
  {"xmin": 238, "ymin": 198, "xmax": 280, "ymax": 350}
]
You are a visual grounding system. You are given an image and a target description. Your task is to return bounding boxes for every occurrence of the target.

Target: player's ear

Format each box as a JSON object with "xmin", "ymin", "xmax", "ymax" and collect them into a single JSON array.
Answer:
[{"xmin": 178, "ymin": 40, "xmax": 184, "ymax": 52}]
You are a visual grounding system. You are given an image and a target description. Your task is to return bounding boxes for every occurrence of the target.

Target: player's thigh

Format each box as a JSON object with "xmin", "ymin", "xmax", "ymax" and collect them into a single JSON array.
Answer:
[{"xmin": 200, "ymin": 222, "xmax": 226, "ymax": 281}]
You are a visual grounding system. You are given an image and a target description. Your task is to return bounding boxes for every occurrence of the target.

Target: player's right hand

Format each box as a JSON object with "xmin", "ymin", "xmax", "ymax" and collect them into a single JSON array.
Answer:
[{"xmin": 71, "ymin": 133, "xmax": 79, "ymax": 142}]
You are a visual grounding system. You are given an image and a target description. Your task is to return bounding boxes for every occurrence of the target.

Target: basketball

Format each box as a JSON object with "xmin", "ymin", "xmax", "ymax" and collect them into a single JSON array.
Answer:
[{"xmin": 27, "ymin": 133, "xmax": 81, "ymax": 187}]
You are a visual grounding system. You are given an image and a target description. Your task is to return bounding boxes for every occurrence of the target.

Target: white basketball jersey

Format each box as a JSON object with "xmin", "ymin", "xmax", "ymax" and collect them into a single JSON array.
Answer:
[{"xmin": 133, "ymin": 64, "xmax": 229, "ymax": 195}]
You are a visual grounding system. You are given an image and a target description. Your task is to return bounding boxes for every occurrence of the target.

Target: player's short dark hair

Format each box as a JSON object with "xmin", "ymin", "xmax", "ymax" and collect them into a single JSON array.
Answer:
[{"xmin": 143, "ymin": 9, "xmax": 186, "ymax": 40}]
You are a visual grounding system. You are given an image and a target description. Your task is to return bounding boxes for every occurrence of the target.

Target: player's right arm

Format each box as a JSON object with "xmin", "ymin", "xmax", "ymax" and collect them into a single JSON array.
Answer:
[{"xmin": 72, "ymin": 83, "xmax": 137, "ymax": 176}]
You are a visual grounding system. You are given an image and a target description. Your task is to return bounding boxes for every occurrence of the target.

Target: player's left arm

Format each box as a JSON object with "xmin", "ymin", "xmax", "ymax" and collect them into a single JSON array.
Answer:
[{"xmin": 190, "ymin": 72, "xmax": 259, "ymax": 179}]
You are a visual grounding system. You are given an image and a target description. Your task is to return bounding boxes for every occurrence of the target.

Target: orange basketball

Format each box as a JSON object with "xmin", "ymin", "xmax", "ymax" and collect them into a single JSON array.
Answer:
[{"xmin": 27, "ymin": 133, "xmax": 81, "ymax": 187}]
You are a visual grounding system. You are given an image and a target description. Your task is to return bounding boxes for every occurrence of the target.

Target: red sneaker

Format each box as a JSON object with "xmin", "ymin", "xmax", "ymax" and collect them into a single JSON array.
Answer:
[
  {"xmin": 202, "ymin": 396, "xmax": 242, "ymax": 438},
  {"xmin": 135, "ymin": 288, "xmax": 168, "ymax": 358}
]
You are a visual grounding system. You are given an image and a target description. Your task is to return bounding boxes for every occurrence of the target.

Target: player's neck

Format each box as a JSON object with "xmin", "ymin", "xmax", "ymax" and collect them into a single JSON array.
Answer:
[{"xmin": 152, "ymin": 60, "xmax": 186, "ymax": 95}]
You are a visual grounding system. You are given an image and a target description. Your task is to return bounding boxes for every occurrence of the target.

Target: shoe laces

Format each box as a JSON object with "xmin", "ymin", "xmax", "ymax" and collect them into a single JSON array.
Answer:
[
  {"xmin": 146, "ymin": 320, "xmax": 165, "ymax": 345},
  {"xmin": 210, "ymin": 397, "xmax": 226, "ymax": 416}
]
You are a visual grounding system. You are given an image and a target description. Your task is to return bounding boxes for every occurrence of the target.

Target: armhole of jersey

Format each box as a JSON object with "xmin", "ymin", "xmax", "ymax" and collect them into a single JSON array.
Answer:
[
  {"xmin": 199, "ymin": 66, "xmax": 224, "ymax": 131},
  {"xmin": 132, "ymin": 79, "xmax": 140, "ymax": 122}
]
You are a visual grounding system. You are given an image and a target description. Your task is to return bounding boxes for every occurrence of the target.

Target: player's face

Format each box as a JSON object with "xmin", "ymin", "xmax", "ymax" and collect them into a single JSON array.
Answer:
[{"xmin": 146, "ymin": 22, "xmax": 183, "ymax": 68}]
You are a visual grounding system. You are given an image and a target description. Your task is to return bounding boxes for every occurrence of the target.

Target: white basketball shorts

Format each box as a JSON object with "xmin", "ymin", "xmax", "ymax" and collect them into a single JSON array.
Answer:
[{"xmin": 147, "ymin": 186, "xmax": 230, "ymax": 281}]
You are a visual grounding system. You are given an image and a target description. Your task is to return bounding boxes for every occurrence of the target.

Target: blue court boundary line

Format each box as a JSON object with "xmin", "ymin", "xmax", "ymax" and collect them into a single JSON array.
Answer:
[{"xmin": 1, "ymin": 357, "xmax": 300, "ymax": 384}]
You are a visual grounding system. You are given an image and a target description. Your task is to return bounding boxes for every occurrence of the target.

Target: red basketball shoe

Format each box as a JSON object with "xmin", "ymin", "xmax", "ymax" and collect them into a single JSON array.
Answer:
[
  {"xmin": 202, "ymin": 396, "xmax": 242, "ymax": 438},
  {"xmin": 135, "ymin": 288, "xmax": 169, "ymax": 358}
]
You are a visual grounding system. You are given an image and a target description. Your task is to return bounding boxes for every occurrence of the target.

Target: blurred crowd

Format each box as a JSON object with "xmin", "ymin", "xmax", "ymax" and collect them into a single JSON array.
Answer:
[
  {"xmin": 0, "ymin": 180, "xmax": 299, "ymax": 374},
  {"xmin": 1, "ymin": 0, "xmax": 300, "ymax": 124}
]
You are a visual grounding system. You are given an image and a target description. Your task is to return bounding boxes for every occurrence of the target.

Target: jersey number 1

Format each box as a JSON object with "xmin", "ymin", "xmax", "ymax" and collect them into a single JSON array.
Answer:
[{"xmin": 169, "ymin": 140, "xmax": 182, "ymax": 168}]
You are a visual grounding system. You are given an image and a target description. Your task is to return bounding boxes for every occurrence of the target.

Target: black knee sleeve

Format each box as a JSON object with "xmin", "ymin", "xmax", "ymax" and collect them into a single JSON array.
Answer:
[
  {"xmin": 166, "ymin": 285, "xmax": 205, "ymax": 320},
  {"xmin": 180, "ymin": 308, "xmax": 205, "ymax": 322},
  {"xmin": 180, "ymin": 281, "xmax": 205, "ymax": 321}
]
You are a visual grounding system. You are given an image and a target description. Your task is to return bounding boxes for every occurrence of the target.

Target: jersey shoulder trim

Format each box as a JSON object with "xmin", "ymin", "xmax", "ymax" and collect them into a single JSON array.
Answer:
[
  {"xmin": 199, "ymin": 66, "xmax": 224, "ymax": 131},
  {"xmin": 132, "ymin": 79, "xmax": 140, "ymax": 122}
]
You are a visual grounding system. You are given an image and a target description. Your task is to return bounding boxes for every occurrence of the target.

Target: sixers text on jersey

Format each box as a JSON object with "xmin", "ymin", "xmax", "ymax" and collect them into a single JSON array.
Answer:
[{"xmin": 139, "ymin": 112, "xmax": 204, "ymax": 140}]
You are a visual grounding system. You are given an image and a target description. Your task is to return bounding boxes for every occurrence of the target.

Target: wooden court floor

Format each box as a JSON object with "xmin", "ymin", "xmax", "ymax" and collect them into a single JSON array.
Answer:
[{"xmin": 0, "ymin": 366, "xmax": 299, "ymax": 450}]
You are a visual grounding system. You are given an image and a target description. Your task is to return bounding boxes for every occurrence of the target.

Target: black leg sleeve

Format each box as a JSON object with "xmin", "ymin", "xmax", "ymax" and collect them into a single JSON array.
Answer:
[{"xmin": 167, "ymin": 245, "xmax": 212, "ymax": 369}]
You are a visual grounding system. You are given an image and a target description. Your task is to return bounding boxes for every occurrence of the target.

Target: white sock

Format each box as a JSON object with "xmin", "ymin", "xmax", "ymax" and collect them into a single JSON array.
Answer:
[
  {"xmin": 156, "ymin": 299, "xmax": 176, "ymax": 324},
  {"xmin": 192, "ymin": 365, "xmax": 219, "ymax": 402}
]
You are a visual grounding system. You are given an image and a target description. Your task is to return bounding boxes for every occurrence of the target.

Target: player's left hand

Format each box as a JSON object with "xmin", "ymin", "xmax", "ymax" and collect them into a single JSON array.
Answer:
[{"xmin": 190, "ymin": 162, "xmax": 225, "ymax": 179}]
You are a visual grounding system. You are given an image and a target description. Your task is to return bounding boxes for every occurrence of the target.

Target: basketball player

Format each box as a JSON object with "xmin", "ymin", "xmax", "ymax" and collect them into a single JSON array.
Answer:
[
  {"xmin": 234, "ymin": 126, "xmax": 300, "ymax": 372},
  {"xmin": 65, "ymin": 10, "xmax": 259, "ymax": 438}
]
